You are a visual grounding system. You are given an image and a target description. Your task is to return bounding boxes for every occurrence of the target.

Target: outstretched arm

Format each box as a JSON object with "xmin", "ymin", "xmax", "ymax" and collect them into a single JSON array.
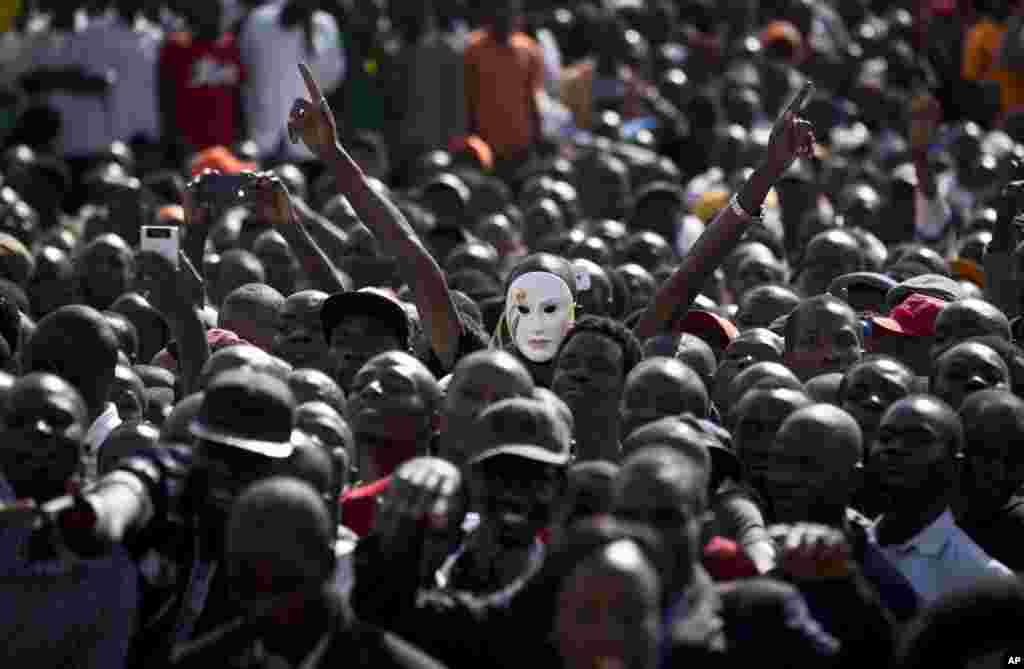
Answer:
[
  {"xmin": 288, "ymin": 64, "xmax": 464, "ymax": 369},
  {"xmin": 634, "ymin": 84, "xmax": 817, "ymax": 340}
]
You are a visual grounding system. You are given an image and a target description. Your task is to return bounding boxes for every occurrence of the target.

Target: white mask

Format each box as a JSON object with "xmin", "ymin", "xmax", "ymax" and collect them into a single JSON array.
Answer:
[{"xmin": 505, "ymin": 272, "xmax": 575, "ymax": 363}]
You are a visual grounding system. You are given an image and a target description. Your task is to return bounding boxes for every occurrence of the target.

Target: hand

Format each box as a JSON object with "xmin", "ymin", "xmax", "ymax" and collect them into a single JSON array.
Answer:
[
  {"xmin": 769, "ymin": 523, "xmax": 852, "ymax": 581},
  {"xmin": 376, "ymin": 457, "xmax": 461, "ymax": 556},
  {"xmin": 137, "ymin": 249, "xmax": 205, "ymax": 315},
  {"xmin": 251, "ymin": 172, "xmax": 295, "ymax": 228},
  {"xmin": 287, "ymin": 63, "xmax": 340, "ymax": 158},
  {"xmin": 764, "ymin": 84, "xmax": 817, "ymax": 178},
  {"xmin": 183, "ymin": 170, "xmax": 216, "ymax": 224}
]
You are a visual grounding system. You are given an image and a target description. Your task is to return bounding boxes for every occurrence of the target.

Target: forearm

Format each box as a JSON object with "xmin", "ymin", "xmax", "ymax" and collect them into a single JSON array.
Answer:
[
  {"xmin": 282, "ymin": 209, "xmax": 351, "ymax": 294},
  {"xmin": 292, "ymin": 197, "xmax": 352, "ymax": 262},
  {"xmin": 634, "ymin": 164, "xmax": 777, "ymax": 339},
  {"xmin": 164, "ymin": 305, "xmax": 209, "ymax": 396},
  {"xmin": 326, "ymin": 144, "xmax": 462, "ymax": 366}
]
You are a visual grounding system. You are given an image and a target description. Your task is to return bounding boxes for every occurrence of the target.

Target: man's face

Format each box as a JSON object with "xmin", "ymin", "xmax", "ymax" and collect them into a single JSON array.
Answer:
[
  {"xmin": 555, "ymin": 555, "xmax": 660, "ymax": 669},
  {"xmin": 254, "ymin": 236, "xmax": 299, "ymax": 296},
  {"xmin": 761, "ymin": 416, "xmax": 857, "ymax": 523},
  {"xmin": 840, "ymin": 360, "xmax": 914, "ymax": 444},
  {"xmin": 933, "ymin": 343, "xmax": 1010, "ymax": 410},
  {"xmin": 473, "ymin": 454, "xmax": 562, "ymax": 548},
  {"xmin": 441, "ymin": 357, "xmax": 533, "ymax": 466},
  {"xmin": 620, "ymin": 362, "xmax": 707, "ymax": 439},
  {"xmin": 734, "ymin": 390, "xmax": 811, "ymax": 491},
  {"xmin": 329, "ymin": 314, "xmax": 403, "ymax": 392},
  {"xmin": 736, "ymin": 286, "xmax": 800, "ymax": 330},
  {"xmin": 613, "ymin": 466, "xmax": 700, "ymax": 580},
  {"xmin": 0, "ymin": 376, "xmax": 87, "ymax": 501},
  {"xmin": 713, "ymin": 331, "xmax": 783, "ymax": 408},
  {"xmin": 198, "ymin": 440, "xmax": 279, "ymax": 517},
  {"xmin": 870, "ymin": 403, "xmax": 954, "ymax": 512},
  {"xmin": 734, "ymin": 257, "xmax": 786, "ymax": 299},
  {"xmin": 931, "ymin": 302, "xmax": 1009, "ymax": 360},
  {"xmin": 110, "ymin": 365, "xmax": 144, "ymax": 423},
  {"xmin": 274, "ymin": 292, "xmax": 330, "ymax": 371},
  {"xmin": 296, "ymin": 404, "xmax": 351, "ymax": 454},
  {"xmin": 785, "ymin": 302, "xmax": 863, "ymax": 381},
  {"xmin": 78, "ymin": 238, "xmax": 134, "ymax": 310},
  {"xmin": 346, "ymin": 354, "xmax": 432, "ymax": 442},
  {"xmin": 552, "ymin": 332, "xmax": 626, "ymax": 414},
  {"xmin": 797, "ymin": 238, "xmax": 862, "ymax": 298},
  {"xmin": 961, "ymin": 412, "xmax": 1021, "ymax": 513}
]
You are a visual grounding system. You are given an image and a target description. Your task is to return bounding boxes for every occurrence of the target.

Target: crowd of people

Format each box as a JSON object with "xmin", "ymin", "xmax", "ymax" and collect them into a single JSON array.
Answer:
[{"xmin": 3, "ymin": 0, "xmax": 1024, "ymax": 667}]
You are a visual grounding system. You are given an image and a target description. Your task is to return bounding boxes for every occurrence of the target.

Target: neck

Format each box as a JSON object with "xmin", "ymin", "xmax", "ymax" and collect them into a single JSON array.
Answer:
[
  {"xmin": 467, "ymin": 531, "xmax": 534, "ymax": 591},
  {"xmin": 357, "ymin": 433, "xmax": 425, "ymax": 482},
  {"xmin": 876, "ymin": 498, "xmax": 949, "ymax": 547},
  {"xmin": 261, "ymin": 590, "xmax": 336, "ymax": 662}
]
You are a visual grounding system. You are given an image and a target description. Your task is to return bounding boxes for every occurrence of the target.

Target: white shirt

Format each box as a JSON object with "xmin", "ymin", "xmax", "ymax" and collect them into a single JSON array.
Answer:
[
  {"xmin": 867, "ymin": 509, "xmax": 1014, "ymax": 607},
  {"xmin": 82, "ymin": 403, "xmax": 122, "ymax": 483},
  {"xmin": 239, "ymin": 2, "xmax": 344, "ymax": 160},
  {"xmin": 75, "ymin": 15, "xmax": 163, "ymax": 144},
  {"xmin": 19, "ymin": 23, "xmax": 110, "ymax": 157}
]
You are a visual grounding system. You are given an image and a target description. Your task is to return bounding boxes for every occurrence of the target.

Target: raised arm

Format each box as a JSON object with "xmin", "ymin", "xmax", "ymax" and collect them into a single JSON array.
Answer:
[
  {"xmin": 287, "ymin": 64, "xmax": 464, "ymax": 369},
  {"xmin": 633, "ymin": 85, "xmax": 816, "ymax": 340},
  {"xmin": 252, "ymin": 173, "xmax": 351, "ymax": 295}
]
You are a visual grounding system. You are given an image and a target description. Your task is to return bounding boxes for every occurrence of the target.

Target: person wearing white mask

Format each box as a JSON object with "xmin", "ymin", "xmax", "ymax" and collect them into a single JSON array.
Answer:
[{"xmin": 492, "ymin": 253, "xmax": 579, "ymax": 387}]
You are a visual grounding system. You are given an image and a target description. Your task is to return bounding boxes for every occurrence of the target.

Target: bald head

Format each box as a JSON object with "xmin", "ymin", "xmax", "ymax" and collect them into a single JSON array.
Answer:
[
  {"xmin": 778, "ymin": 404, "xmax": 863, "ymax": 467},
  {"xmin": 219, "ymin": 283, "xmax": 285, "ymax": 352},
  {"xmin": 226, "ymin": 477, "xmax": 335, "ymax": 603},
  {"xmin": 621, "ymin": 417, "xmax": 712, "ymax": 482},
  {"xmin": 621, "ymin": 358, "xmax": 709, "ymax": 438},
  {"xmin": 615, "ymin": 446, "xmax": 709, "ymax": 521},
  {"xmin": 758, "ymin": 404, "xmax": 863, "ymax": 523},
  {"xmin": 933, "ymin": 298, "xmax": 1011, "ymax": 359},
  {"xmin": 23, "ymin": 304, "xmax": 119, "ymax": 414},
  {"xmin": 727, "ymin": 362, "xmax": 803, "ymax": 411},
  {"xmin": 288, "ymin": 368, "xmax": 346, "ymax": 414},
  {"xmin": 212, "ymin": 250, "xmax": 266, "ymax": 307}
]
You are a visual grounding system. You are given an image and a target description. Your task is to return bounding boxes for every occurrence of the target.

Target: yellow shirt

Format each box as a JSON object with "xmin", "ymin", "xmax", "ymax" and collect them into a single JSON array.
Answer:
[{"xmin": 963, "ymin": 18, "xmax": 1024, "ymax": 113}]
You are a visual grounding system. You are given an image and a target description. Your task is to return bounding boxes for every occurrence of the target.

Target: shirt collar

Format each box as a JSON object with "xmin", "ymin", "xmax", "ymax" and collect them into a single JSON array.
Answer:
[
  {"xmin": 870, "ymin": 509, "xmax": 956, "ymax": 556},
  {"xmin": 83, "ymin": 403, "xmax": 121, "ymax": 450}
]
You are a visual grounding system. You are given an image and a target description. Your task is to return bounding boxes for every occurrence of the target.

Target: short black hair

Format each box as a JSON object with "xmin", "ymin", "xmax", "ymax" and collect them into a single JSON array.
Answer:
[
  {"xmin": 783, "ymin": 295, "xmax": 859, "ymax": 352},
  {"xmin": 557, "ymin": 315, "xmax": 643, "ymax": 378}
]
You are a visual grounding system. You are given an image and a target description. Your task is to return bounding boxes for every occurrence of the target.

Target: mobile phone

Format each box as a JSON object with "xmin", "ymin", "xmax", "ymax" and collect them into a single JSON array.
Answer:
[
  {"xmin": 190, "ymin": 172, "xmax": 258, "ymax": 209},
  {"xmin": 141, "ymin": 226, "xmax": 180, "ymax": 268}
]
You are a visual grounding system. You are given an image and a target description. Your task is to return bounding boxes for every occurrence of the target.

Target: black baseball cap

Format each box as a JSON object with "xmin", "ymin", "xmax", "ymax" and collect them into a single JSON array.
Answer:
[
  {"xmin": 470, "ymin": 398, "xmax": 573, "ymax": 467},
  {"xmin": 320, "ymin": 288, "xmax": 410, "ymax": 347}
]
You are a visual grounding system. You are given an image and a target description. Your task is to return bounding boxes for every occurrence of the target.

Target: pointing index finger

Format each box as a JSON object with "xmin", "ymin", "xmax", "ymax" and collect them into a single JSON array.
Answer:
[{"xmin": 299, "ymin": 62, "xmax": 323, "ymax": 101}]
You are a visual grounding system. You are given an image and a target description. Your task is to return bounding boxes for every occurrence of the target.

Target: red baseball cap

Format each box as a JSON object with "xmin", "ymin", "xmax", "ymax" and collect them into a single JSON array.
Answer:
[
  {"xmin": 870, "ymin": 293, "xmax": 947, "ymax": 338},
  {"xmin": 675, "ymin": 310, "xmax": 739, "ymax": 350}
]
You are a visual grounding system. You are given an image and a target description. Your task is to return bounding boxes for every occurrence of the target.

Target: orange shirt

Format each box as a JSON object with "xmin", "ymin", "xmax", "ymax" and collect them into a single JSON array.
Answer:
[
  {"xmin": 464, "ymin": 29, "xmax": 544, "ymax": 160},
  {"xmin": 962, "ymin": 18, "xmax": 1024, "ymax": 113}
]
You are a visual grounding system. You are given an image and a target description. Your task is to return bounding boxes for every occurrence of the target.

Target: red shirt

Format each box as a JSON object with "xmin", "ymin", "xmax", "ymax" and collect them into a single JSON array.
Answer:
[
  {"xmin": 159, "ymin": 32, "xmax": 245, "ymax": 150},
  {"xmin": 341, "ymin": 477, "xmax": 392, "ymax": 537}
]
